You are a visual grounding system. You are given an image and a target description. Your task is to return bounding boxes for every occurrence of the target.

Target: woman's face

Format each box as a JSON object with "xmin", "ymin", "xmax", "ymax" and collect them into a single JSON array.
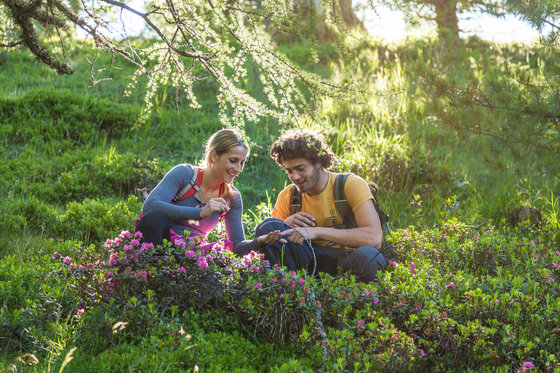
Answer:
[{"xmin": 210, "ymin": 145, "xmax": 248, "ymax": 184}]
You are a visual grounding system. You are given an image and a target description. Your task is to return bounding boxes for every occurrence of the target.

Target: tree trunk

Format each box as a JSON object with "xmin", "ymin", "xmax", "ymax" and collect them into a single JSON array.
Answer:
[
  {"xmin": 338, "ymin": 0, "xmax": 365, "ymax": 29},
  {"xmin": 316, "ymin": 0, "xmax": 365, "ymax": 42},
  {"xmin": 431, "ymin": 0, "xmax": 461, "ymax": 47}
]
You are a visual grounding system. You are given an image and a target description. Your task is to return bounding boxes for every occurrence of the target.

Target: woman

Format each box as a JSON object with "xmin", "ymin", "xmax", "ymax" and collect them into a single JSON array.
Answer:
[{"xmin": 135, "ymin": 128, "xmax": 282, "ymax": 256}]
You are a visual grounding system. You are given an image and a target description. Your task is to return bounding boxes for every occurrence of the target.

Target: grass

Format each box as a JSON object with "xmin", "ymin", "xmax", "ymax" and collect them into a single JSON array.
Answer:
[{"xmin": 0, "ymin": 32, "xmax": 559, "ymax": 371}]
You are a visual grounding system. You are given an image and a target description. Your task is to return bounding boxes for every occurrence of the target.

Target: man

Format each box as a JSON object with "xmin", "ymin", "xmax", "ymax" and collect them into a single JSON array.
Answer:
[{"xmin": 256, "ymin": 129, "xmax": 386, "ymax": 282}]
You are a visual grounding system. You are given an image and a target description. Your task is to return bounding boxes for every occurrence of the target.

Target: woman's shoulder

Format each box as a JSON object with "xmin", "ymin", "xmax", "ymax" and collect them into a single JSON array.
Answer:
[
  {"xmin": 227, "ymin": 184, "xmax": 242, "ymax": 199},
  {"xmin": 166, "ymin": 163, "xmax": 197, "ymax": 178}
]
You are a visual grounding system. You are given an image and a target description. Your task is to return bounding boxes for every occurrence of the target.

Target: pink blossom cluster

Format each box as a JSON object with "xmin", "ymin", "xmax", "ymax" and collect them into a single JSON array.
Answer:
[{"xmin": 518, "ymin": 362, "xmax": 534, "ymax": 372}]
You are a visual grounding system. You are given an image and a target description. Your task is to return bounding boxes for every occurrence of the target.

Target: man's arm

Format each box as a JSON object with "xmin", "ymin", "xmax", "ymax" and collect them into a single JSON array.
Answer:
[{"xmin": 281, "ymin": 199, "xmax": 383, "ymax": 249}]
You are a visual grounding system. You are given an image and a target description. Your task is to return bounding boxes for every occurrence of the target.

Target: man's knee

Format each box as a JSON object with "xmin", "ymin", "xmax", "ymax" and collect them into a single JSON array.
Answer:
[
  {"xmin": 346, "ymin": 246, "xmax": 387, "ymax": 282},
  {"xmin": 255, "ymin": 217, "xmax": 288, "ymax": 236}
]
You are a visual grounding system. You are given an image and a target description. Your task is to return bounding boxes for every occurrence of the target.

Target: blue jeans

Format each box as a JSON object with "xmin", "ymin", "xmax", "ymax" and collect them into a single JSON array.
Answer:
[{"xmin": 255, "ymin": 218, "xmax": 386, "ymax": 282}]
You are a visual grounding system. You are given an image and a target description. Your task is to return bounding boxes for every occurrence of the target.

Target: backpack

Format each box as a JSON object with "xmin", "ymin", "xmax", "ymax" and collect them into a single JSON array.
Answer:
[
  {"xmin": 288, "ymin": 173, "xmax": 392, "ymax": 234},
  {"xmin": 134, "ymin": 166, "xmax": 203, "ymax": 229}
]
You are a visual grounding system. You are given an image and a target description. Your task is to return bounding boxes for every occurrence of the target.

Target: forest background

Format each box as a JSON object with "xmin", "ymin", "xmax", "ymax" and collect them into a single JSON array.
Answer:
[{"xmin": 1, "ymin": 0, "xmax": 559, "ymax": 371}]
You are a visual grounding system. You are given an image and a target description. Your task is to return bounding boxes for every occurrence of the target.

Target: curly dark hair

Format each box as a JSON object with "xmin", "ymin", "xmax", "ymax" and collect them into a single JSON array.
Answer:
[{"xmin": 270, "ymin": 129, "xmax": 337, "ymax": 169}]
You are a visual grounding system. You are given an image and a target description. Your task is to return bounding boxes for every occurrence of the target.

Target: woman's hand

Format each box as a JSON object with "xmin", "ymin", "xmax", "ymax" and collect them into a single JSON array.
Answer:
[
  {"xmin": 256, "ymin": 230, "xmax": 287, "ymax": 247},
  {"xmin": 284, "ymin": 212, "xmax": 316, "ymax": 227},
  {"xmin": 200, "ymin": 197, "xmax": 230, "ymax": 219}
]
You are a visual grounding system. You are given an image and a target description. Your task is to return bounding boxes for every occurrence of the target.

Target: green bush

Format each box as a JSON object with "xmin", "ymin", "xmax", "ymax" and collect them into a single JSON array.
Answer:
[
  {"xmin": 53, "ymin": 196, "xmax": 140, "ymax": 244},
  {"xmin": 0, "ymin": 89, "xmax": 139, "ymax": 146}
]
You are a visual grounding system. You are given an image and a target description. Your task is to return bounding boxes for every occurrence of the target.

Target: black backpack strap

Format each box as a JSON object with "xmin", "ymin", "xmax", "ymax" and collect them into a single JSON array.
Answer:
[
  {"xmin": 289, "ymin": 185, "xmax": 301, "ymax": 216},
  {"xmin": 367, "ymin": 181, "xmax": 390, "ymax": 232},
  {"xmin": 333, "ymin": 173, "xmax": 356, "ymax": 229}
]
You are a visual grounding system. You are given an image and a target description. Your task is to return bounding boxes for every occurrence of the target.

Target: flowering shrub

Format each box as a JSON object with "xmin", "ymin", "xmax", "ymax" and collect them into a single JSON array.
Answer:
[
  {"xmin": 54, "ymin": 230, "xmax": 325, "ymax": 345},
  {"xmin": 51, "ymin": 220, "xmax": 560, "ymax": 371}
]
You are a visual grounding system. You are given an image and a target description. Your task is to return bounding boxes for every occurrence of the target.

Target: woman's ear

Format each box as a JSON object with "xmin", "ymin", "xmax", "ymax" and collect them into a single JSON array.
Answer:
[{"xmin": 208, "ymin": 149, "xmax": 218, "ymax": 165}]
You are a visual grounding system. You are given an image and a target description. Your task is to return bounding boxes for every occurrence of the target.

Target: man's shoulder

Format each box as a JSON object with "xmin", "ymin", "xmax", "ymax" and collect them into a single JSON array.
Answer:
[
  {"xmin": 278, "ymin": 183, "xmax": 294, "ymax": 196},
  {"xmin": 334, "ymin": 172, "xmax": 368, "ymax": 190}
]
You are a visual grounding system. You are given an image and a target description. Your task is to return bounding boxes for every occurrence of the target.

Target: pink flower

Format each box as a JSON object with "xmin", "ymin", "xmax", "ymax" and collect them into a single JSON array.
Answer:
[
  {"xmin": 388, "ymin": 261, "xmax": 398, "ymax": 268},
  {"xmin": 254, "ymin": 283, "xmax": 262, "ymax": 290},
  {"xmin": 131, "ymin": 239, "xmax": 140, "ymax": 246},
  {"xmin": 104, "ymin": 239, "xmax": 114, "ymax": 248},
  {"xmin": 53, "ymin": 252, "xmax": 62, "ymax": 260},
  {"xmin": 174, "ymin": 239, "xmax": 187, "ymax": 248},
  {"xmin": 519, "ymin": 361, "xmax": 535, "ymax": 372},
  {"xmin": 556, "ymin": 250, "xmax": 560, "ymax": 257},
  {"xmin": 63, "ymin": 256, "xmax": 72, "ymax": 264},
  {"xmin": 418, "ymin": 349, "xmax": 425, "ymax": 356},
  {"xmin": 357, "ymin": 319, "xmax": 365, "ymax": 328},
  {"xmin": 409, "ymin": 262, "xmax": 417, "ymax": 271},
  {"xmin": 197, "ymin": 256, "xmax": 208, "ymax": 269},
  {"xmin": 249, "ymin": 265, "xmax": 259, "ymax": 272},
  {"xmin": 553, "ymin": 263, "xmax": 559, "ymax": 268},
  {"xmin": 141, "ymin": 242, "xmax": 154, "ymax": 250},
  {"xmin": 134, "ymin": 270, "xmax": 148, "ymax": 281},
  {"xmin": 134, "ymin": 231, "xmax": 143, "ymax": 239},
  {"xmin": 123, "ymin": 245, "xmax": 133, "ymax": 252},
  {"xmin": 397, "ymin": 301, "xmax": 404, "ymax": 307},
  {"xmin": 549, "ymin": 278, "xmax": 555, "ymax": 284},
  {"xmin": 109, "ymin": 252, "xmax": 119, "ymax": 266},
  {"xmin": 373, "ymin": 297, "xmax": 380, "ymax": 304},
  {"xmin": 114, "ymin": 237, "xmax": 123, "ymax": 245},
  {"xmin": 76, "ymin": 309, "xmax": 84, "ymax": 318},
  {"xmin": 445, "ymin": 282, "xmax": 456, "ymax": 289},
  {"xmin": 185, "ymin": 250, "xmax": 195, "ymax": 259},
  {"xmin": 177, "ymin": 266, "xmax": 186, "ymax": 273},
  {"xmin": 120, "ymin": 230, "xmax": 131, "ymax": 239},
  {"xmin": 68, "ymin": 263, "xmax": 76, "ymax": 271},
  {"xmin": 298, "ymin": 278, "xmax": 305, "ymax": 286}
]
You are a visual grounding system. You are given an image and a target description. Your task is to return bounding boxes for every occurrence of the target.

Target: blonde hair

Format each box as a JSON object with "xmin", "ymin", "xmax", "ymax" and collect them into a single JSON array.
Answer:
[{"xmin": 201, "ymin": 128, "xmax": 249, "ymax": 168}]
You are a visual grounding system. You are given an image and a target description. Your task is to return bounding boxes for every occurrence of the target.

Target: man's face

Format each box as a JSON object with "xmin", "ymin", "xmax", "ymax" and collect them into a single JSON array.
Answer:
[{"xmin": 282, "ymin": 157, "xmax": 322, "ymax": 194}]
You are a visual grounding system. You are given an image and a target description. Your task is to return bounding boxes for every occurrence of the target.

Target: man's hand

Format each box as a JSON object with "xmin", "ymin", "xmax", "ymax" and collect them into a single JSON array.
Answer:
[
  {"xmin": 256, "ymin": 230, "xmax": 287, "ymax": 247},
  {"xmin": 284, "ymin": 212, "xmax": 316, "ymax": 227},
  {"xmin": 280, "ymin": 227, "xmax": 318, "ymax": 245},
  {"xmin": 200, "ymin": 197, "xmax": 229, "ymax": 219}
]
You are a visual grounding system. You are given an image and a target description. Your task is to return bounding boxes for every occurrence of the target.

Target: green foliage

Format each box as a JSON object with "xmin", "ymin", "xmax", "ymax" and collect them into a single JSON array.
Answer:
[
  {"xmin": 0, "ymin": 88, "xmax": 138, "ymax": 146},
  {"xmin": 1, "ymin": 32, "xmax": 560, "ymax": 372}
]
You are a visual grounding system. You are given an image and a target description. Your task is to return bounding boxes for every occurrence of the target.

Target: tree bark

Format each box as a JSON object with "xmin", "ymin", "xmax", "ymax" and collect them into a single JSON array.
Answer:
[
  {"xmin": 316, "ymin": 0, "xmax": 365, "ymax": 42},
  {"xmin": 431, "ymin": 0, "xmax": 460, "ymax": 46}
]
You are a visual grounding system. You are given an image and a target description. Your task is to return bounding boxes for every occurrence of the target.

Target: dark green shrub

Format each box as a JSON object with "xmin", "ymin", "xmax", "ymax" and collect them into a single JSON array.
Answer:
[
  {"xmin": 53, "ymin": 196, "xmax": 140, "ymax": 244},
  {"xmin": 0, "ymin": 89, "xmax": 139, "ymax": 146}
]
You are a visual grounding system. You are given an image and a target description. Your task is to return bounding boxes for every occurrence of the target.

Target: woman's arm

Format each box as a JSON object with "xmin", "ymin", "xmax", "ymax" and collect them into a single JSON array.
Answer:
[
  {"xmin": 223, "ymin": 190, "xmax": 258, "ymax": 256},
  {"xmin": 142, "ymin": 164, "xmax": 202, "ymax": 220}
]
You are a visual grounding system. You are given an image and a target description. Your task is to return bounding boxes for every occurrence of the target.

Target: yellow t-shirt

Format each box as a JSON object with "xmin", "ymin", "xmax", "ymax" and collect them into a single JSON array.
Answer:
[{"xmin": 272, "ymin": 172, "xmax": 373, "ymax": 247}]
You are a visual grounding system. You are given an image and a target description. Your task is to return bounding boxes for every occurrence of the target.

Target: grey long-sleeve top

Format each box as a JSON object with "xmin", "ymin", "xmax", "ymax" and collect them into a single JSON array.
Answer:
[{"xmin": 142, "ymin": 164, "xmax": 257, "ymax": 256}]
